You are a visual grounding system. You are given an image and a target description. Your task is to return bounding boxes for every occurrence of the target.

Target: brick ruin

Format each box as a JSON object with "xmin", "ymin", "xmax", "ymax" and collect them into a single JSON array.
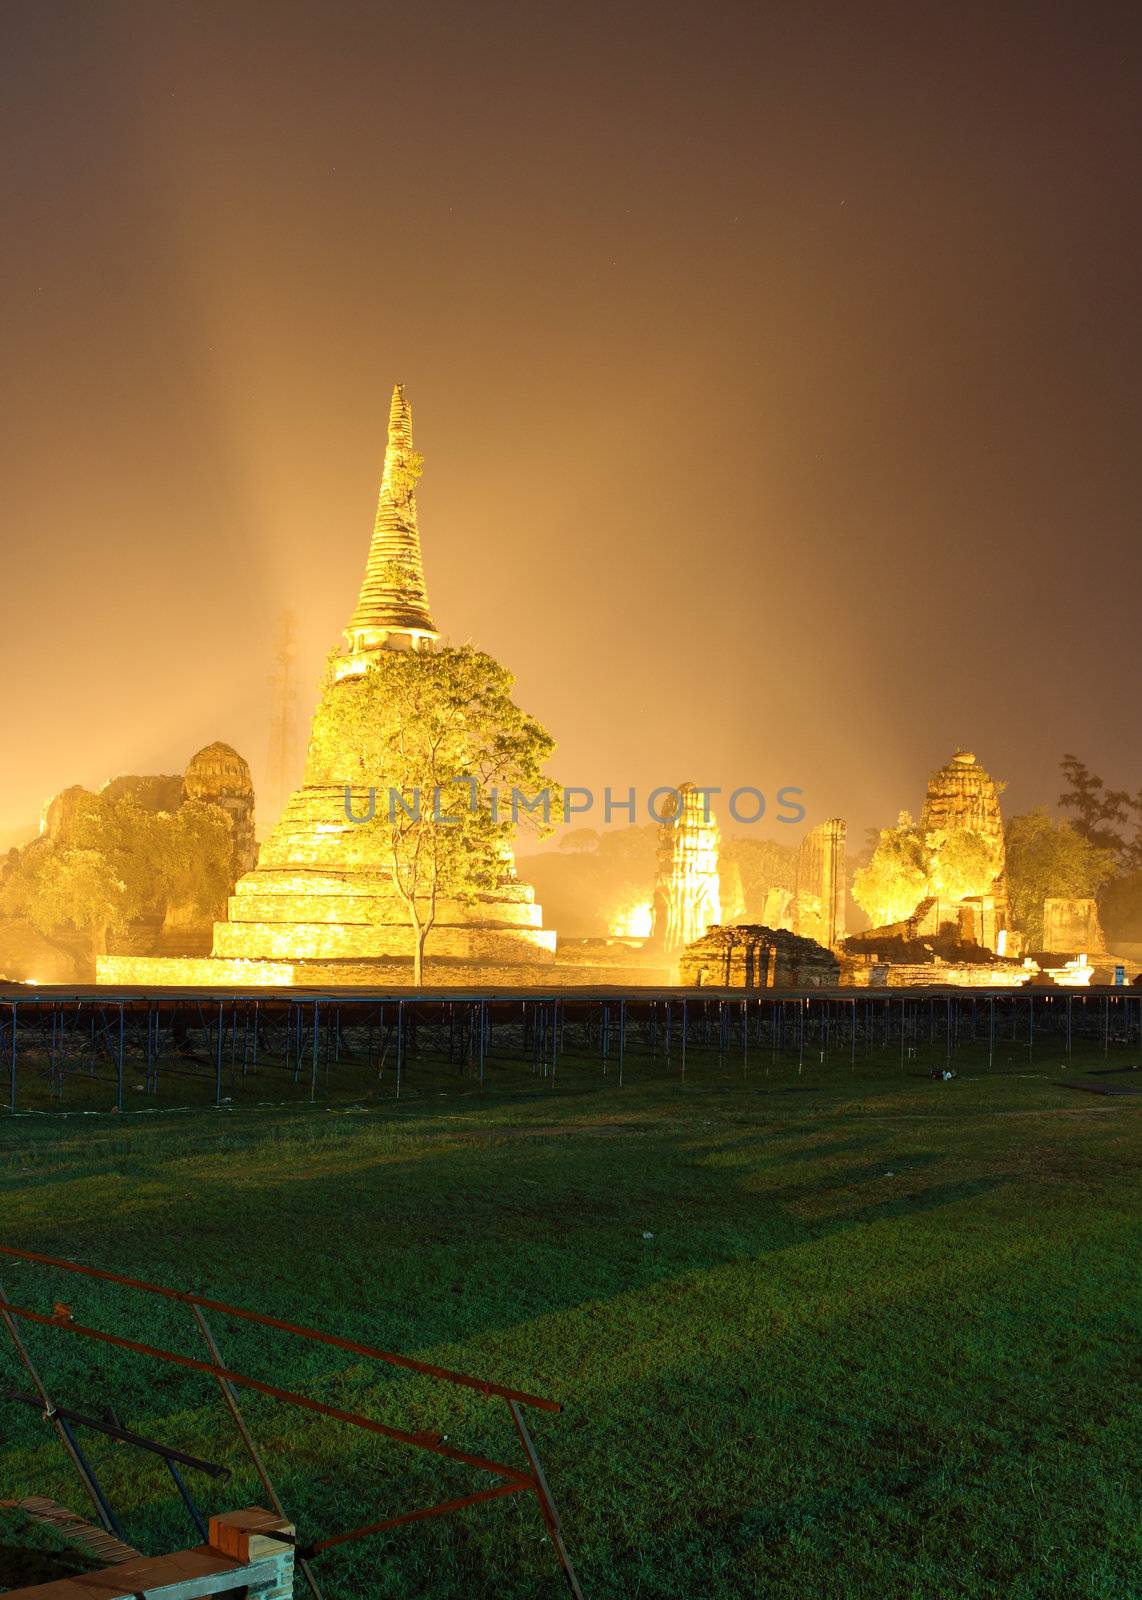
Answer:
[
  {"xmin": 0, "ymin": 750, "xmax": 257, "ymax": 980},
  {"xmin": 651, "ymin": 783, "xmax": 722, "ymax": 955},
  {"xmin": 157, "ymin": 742, "xmax": 258, "ymax": 954},
  {"xmin": 181, "ymin": 741, "xmax": 257, "ymax": 877},
  {"xmin": 793, "ymin": 817, "xmax": 846, "ymax": 947},
  {"xmin": 1041, "ymin": 896, "xmax": 1107, "ymax": 955},
  {"xmin": 918, "ymin": 749, "xmax": 1008, "ymax": 951},
  {"xmin": 679, "ymin": 925, "xmax": 840, "ymax": 988}
]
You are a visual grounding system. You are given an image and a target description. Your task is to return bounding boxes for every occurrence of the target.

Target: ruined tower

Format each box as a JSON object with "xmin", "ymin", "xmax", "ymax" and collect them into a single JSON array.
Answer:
[
  {"xmin": 919, "ymin": 749, "xmax": 1008, "ymax": 949},
  {"xmin": 793, "ymin": 818, "xmax": 846, "ymax": 947},
  {"xmin": 182, "ymin": 742, "xmax": 257, "ymax": 877},
  {"xmin": 653, "ymin": 784, "xmax": 722, "ymax": 955},
  {"xmin": 919, "ymin": 751, "xmax": 1006, "ymax": 876}
]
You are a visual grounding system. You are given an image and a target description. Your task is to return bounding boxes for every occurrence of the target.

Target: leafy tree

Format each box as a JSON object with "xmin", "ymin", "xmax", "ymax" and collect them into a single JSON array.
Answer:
[
  {"xmin": 559, "ymin": 828, "xmax": 600, "ymax": 855},
  {"xmin": 852, "ymin": 813, "xmax": 928, "ymax": 927},
  {"xmin": 153, "ymin": 801, "xmax": 235, "ymax": 919},
  {"xmin": 719, "ymin": 858, "xmax": 747, "ymax": 923},
  {"xmin": 1100, "ymin": 870, "xmax": 1142, "ymax": 944},
  {"xmin": 1, "ymin": 842, "xmax": 128, "ymax": 976},
  {"xmin": 518, "ymin": 824, "xmax": 658, "ymax": 937},
  {"xmin": 853, "ymin": 827, "xmax": 881, "ymax": 869},
  {"xmin": 1058, "ymin": 754, "xmax": 1130, "ymax": 857},
  {"xmin": 311, "ymin": 645, "xmax": 558, "ymax": 984},
  {"xmin": 596, "ymin": 823, "xmax": 658, "ymax": 874},
  {"xmin": 721, "ymin": 838, "xmax": 798, "ymax": 921},
  {"xmin": 1005, "ymin": 808, "xmax": 1116, "ymax": 948},
  {"xmin": 0, "ymin": 791, "xmax": 235, "ymax": 977},
  {"xmin": 1126, "ymin": 797, "xmax": 1142, "ymax": 874},
  {"xmin": 926, "ymin": 827, "xmax": 1002, "ymax": 904},
  {"xmin": 388, "ymin": 449, "xmax": 424, "ymax": 498}
]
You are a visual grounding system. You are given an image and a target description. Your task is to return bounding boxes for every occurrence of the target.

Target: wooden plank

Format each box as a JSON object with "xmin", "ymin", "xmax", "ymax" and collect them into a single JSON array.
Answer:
[{"xmin": 1, "ymin": 1496, "xmax": 140, "ymax": 1566}]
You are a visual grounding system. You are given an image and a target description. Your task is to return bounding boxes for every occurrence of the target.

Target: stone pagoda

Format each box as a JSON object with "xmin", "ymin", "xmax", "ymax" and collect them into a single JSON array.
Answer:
[
  {"xmin": 99, "ymin": 386, "xmax": 556, "ymax": 985},
  {"xmin": 918, "ymin": 749, "xmax": 1008, "ymax": 950}
]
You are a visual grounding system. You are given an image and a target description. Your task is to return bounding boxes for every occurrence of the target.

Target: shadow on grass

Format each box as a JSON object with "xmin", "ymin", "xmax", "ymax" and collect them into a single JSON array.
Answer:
[
  {"xmin": 0, "ymin": 1123, "xmax": 1014, "ymax": 1418},
  {"xmin": 0, "ymin": 1083, "xmax": 1135, "ymax": 1600},
  {"xmin": 811, "ymin": 1175, "xmax": 1012, "ymax": 1234}
]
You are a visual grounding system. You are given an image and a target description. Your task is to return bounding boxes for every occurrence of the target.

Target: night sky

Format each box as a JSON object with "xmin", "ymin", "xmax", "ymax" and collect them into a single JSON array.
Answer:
[{"xmin": 3, "ymin": 1, "xmax": 1140, "ymax": 848}]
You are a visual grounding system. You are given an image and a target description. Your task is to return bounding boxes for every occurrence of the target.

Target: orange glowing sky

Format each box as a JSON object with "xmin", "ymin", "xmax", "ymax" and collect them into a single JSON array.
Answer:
[{"xmin": 2, "ymin": 1, "xmax": 1140, "ymax": 850}]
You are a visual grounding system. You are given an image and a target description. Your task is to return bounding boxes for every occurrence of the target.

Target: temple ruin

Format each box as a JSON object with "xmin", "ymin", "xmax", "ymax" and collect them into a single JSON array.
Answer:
[
  {"xmin": 680, "ymin": 925, "xmax": 840, "ymax": 988},
  {"xmin": 98, "ymin": 386, "xmax": 556, "ymax": 987},
  {"xmin": 1041, "ymin": 897, "xmax": 1108, "ymax": 956},
  {"xmin": 182, "ymin": 741, "xmax": 257, "ymax": 877},
  {"xmin": 919, "ymin": 749, "xmax": 1008, "ymax": 950},
  {"xmin": 651, "ymin": 784, "xmax": 722, "ymax": 956},
  {"xmin": 792, "ymin": 818, "xmax": 846, "ymax": 947}
]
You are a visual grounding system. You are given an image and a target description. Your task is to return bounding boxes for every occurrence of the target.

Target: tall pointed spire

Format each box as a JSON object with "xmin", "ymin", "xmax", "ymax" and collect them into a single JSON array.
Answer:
[{"xmin": 345, "ymin": 384, "xmax": 438, "ymax": 654}]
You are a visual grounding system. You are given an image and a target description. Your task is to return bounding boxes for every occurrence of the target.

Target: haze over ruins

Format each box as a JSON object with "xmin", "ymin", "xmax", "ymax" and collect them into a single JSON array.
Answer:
[{"xmin": 0, "ymin": 385, "xmax": 1135, "ymax": 993}]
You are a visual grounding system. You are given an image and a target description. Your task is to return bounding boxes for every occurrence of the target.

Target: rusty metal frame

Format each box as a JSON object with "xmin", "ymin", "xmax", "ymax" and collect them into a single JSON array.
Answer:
[{"xmin": 0, "ymin": 1244, "xmax": 583, "ymax": 1597}]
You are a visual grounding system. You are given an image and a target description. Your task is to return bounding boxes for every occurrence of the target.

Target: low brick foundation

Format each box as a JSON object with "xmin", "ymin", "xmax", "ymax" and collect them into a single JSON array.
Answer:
[
  {"xmin": 841, "ymin": 960, "xmax": 1031, "ymax": 988},
  {"xmin": 95, "ymin": 953, "xmax": 680, "ymax": 987}
]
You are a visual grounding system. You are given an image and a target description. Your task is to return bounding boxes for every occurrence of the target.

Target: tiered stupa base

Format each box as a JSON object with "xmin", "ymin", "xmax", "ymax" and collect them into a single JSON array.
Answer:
[{"xmin": 98, "ymin": 784, "xmax": 557, "ymax": 987}]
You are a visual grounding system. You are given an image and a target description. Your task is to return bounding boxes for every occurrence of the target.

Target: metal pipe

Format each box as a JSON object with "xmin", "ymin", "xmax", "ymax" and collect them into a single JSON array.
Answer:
[
  {"xmin": 0, "ymin": 1278, "xmax": 117, "ymax": 1533},
  {"xmin": 0, "ymin": 1245, "xmax": 559, "ymax": 1412},
  {"xmin": 190, "ymin": 1305, "xmax": 324, "ymax": 1600},
  {"xmin": 507, "ymin": 1399, "xmax": 584, "ymax": 1599}
]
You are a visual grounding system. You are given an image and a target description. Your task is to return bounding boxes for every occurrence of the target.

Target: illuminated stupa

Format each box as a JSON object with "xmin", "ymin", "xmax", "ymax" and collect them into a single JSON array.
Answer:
[
  {"xmin": 343, "ymin": 383, "xmax": 439, "ymax": 656},
  {"xmin": 99, "ymin": 386, "xmax": 555, "ymax": 985}
]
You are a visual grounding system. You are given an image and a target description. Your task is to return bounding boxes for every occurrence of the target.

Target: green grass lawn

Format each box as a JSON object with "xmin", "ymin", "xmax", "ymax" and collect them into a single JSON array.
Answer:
[{"xmin": 0, "ymin": 1053, "xmax": 1139, "ymax": 1597}]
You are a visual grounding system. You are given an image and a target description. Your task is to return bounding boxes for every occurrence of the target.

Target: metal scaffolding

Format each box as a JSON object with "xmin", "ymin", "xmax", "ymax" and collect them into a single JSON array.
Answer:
[{"xmin": 1, "ymin": 985, "xmax": 1138, "ymax": 1113}]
